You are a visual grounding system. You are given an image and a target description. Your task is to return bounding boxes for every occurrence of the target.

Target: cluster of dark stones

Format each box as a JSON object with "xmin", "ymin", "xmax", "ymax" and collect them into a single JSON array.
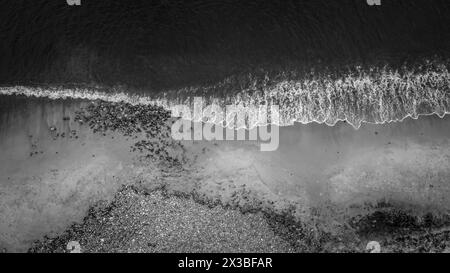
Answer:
[
  {"xmin": 49, "ymin": 127, "xmax": 80, "ymax": 141},
  {"xmin": 75, "ymin": 102, "xmax": 168, "ymax": 136},
  {"xmin": 74, "ymin": 101, "xmax": 184, "ymax": 166}
]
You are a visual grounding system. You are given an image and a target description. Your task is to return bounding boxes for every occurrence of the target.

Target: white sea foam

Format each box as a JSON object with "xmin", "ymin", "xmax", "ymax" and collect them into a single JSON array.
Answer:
[{"xmin": 1, "ymin": 61, "xmax": 449, "ymax": 129}]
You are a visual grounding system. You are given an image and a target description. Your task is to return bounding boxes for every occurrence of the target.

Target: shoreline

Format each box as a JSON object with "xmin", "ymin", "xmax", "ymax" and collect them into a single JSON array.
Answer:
[
  {"xmin": 28, "ymin": 183, "xmax": 450, "ymax": 253},
  {"xmin": 1, "ymin": 95, "xmax": 450, "ymax": 253}
]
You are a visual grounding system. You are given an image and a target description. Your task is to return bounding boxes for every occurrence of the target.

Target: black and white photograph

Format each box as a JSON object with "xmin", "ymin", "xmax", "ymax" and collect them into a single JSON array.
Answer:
[{"xmin": 0, "ymin": 0, "xmax": 450, "ymax": 264}]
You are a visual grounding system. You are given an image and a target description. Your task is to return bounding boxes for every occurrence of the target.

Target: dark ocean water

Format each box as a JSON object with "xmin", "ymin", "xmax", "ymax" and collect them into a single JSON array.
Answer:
[{"xmin": 1, "ymin": 0, "xmax": 449, "ymax": 90}]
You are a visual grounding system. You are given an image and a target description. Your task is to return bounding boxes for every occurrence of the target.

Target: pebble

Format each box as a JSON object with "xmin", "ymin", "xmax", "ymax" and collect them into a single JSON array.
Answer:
[
  {"xmin": 366, "ymin": 241, "xmax": 381, "ymax": 253},
  {"xmin": 66, "ymin": 241, "xmax": 82, "ymax": 253}
]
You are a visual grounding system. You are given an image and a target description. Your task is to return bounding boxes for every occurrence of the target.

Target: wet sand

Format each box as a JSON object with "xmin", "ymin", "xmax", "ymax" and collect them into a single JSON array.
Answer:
[{"xmin": 1, "ymin": 94, "xmax": 450, "ymax": 252}]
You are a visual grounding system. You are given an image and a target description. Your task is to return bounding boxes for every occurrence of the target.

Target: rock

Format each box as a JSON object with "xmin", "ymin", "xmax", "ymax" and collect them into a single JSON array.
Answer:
[
  {"xmin": 67, "ymin": 241, "xmax": 82, "ymax": 253},
  {"xmin": 366, "ymin": 241, "xmax": 381, "ymax": 253}
]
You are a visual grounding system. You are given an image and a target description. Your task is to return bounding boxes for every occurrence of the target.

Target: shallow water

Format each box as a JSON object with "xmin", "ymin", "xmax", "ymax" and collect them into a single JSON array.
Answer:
[
  {"xmin": 1, "ymin": 94, "xmax": 450, "ymax": 252},
  {"xmin": 187, "ymin": 115, "xmax": 450, "ymax": 213},
  {"xmin": 0, "ymin": 95, "xmax": 139, "ymax": 251}
]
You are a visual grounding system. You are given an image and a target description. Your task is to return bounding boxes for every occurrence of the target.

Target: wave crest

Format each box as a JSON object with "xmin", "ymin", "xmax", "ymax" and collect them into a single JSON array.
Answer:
[{"xmin": 1, "ymin": 59, "xmax": 449, "ymax": 129}]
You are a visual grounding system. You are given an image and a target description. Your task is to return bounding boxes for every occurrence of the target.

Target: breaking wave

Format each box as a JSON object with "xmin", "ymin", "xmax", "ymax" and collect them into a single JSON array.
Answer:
[{"xmin": 1, "ymin": 59, "xmax": 449, "ymax": 129}]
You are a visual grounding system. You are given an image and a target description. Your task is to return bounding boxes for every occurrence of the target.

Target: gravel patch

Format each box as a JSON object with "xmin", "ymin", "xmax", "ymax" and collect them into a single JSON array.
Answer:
[{"xmin": 29, "ymin": 186, "xmax": 294, "ymax": 253}]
